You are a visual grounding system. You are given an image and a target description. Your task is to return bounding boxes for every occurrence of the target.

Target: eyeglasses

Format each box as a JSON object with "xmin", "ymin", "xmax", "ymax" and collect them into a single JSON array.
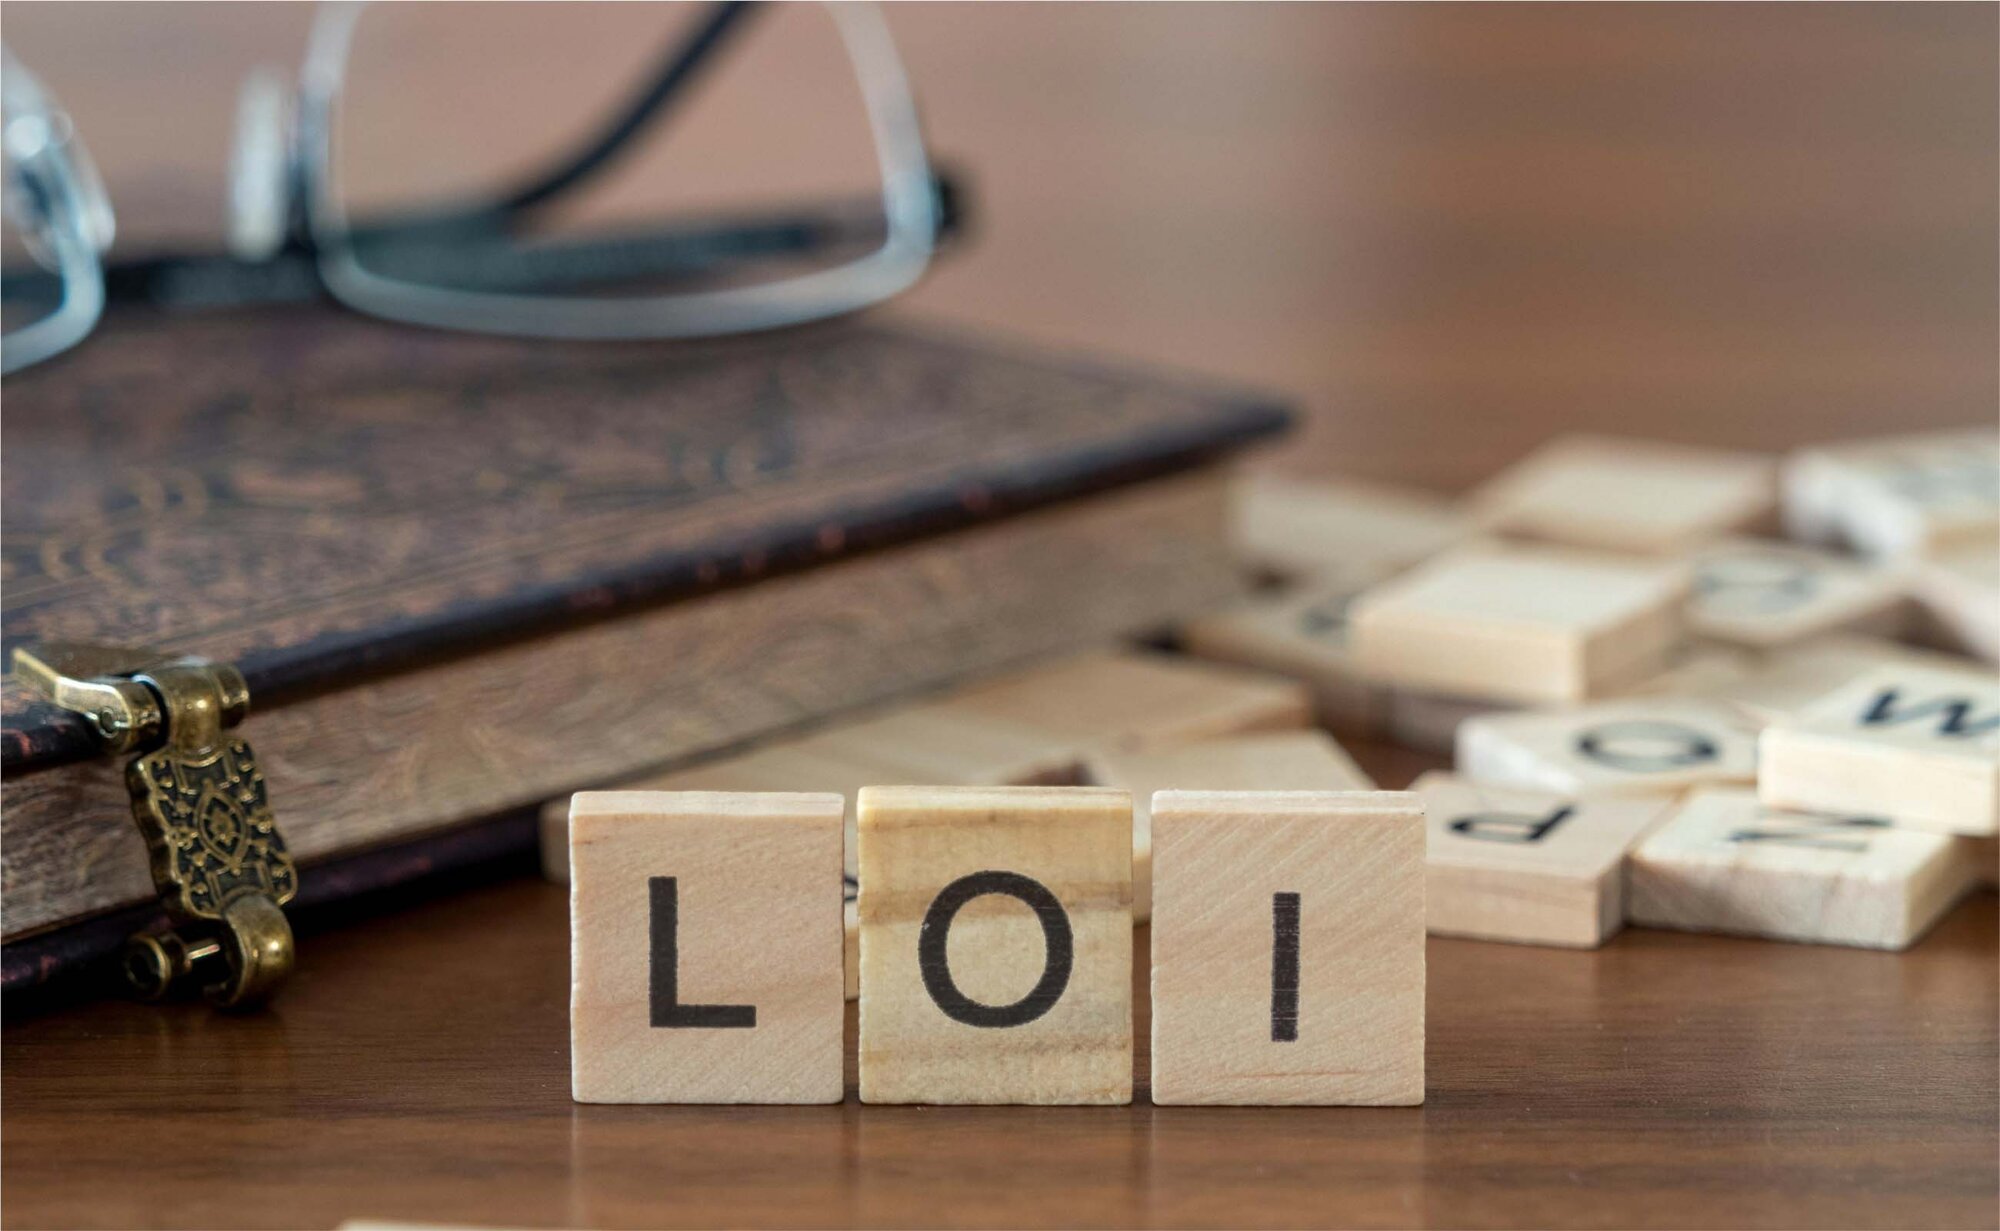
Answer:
[{"xmin": 0, "ymin": 0, "xmax": 961, "ymax": 376}]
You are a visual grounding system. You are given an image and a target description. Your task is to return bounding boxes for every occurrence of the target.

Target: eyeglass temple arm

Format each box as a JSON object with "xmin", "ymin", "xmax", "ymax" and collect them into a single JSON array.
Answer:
[{"xmin": 494, "ymin": 0, "xmax": 760, "ymax": 218}]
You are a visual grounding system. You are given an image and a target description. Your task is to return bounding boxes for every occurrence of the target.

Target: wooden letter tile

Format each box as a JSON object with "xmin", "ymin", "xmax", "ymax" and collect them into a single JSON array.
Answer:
[
  {"xmin": 1455, "ymin": 699, "xmax": 1760, "ymax": 797},
  {"xmin": 1179, "ymin": 578, "xmax": 1389, "ymax": 735},
  {"xmin": 1711, "ymin": 633, "xmax": 1968, "ymax": 724},
  {"xmin": 1350, "ymin": 543, "xmax": 1687, "ymax": 704},
  {"xmin": 856, "ymin": 786, "xmax": 1133, "ymax": 1105},
  {"xmin": 1467, "ymin": 434, "xmax": 1776, "ymax": 555},
  {"xmin": 1086, "ymin": 731, "xmax": 1376, "ymax": 921},
  {"xmin": 1149, "ymin": 790, "xmax": 1425, "ymax": 1105},
  {"xmin": 940, "ymin": 649, "xmax": 1310, "ymax": 755},
  {"xmin": 1413, "ymin": 772, "xmax": 1671, "ymax": 947},
  {"xmin": 1628, "ymin": 788, "xmax": 1980, "ymax": 949},
  {"xmin": 1231, "ymin": 472, "xmax": 1464, "ymax": 581},
  {"xmin": 1758, "ymin": 663, "xmax": 2000, "ymax": 835},
  {"xmin": 1685, "ymin": 538, "xmax": 1909, "ymax": 649},
  {"xmin": 1781, "ymin": 428, "xmax": 1999, "ymax": 559},
  {"xmin": 1913, "ymin": 539, "xmax": 1999, "ymax": 664},
  {"xmin": 569, "ymin": 791, "xmax": 845, "ymax": 1104}
]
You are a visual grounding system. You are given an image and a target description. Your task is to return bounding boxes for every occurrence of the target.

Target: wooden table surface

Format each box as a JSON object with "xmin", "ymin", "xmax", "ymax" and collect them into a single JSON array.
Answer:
[{"xmin": 3, "ymin": 4, "xmax": 1996, "ymax": 1229}]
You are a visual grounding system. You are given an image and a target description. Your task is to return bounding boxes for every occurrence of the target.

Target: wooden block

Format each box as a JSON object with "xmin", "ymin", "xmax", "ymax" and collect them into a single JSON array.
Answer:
[
  {"xmin": 1086, "ymin": 732, "xmax": 1376, "ymax": 922},
  {"xmin": 1149, "ymin": 790, "xmax": 1425, "ymax": 1106},
  {"xmin": 1686, "ymin": 538, "xmax": 1910, "ymax": 649},
  {"xmin": 856, "ymin": 786, "xmax": 1133, "ymax": 1105},
  {"xmin": 1782, "ymin": 428, "xmax": 1999, "ymax": 559},
  {"xmin": 1382, "ymin": 688, "xmax": 1516, "ymax": 754},
  {"xmin": 541, "ymin": 697, "xmax": 1090, "ymax": 1001},
  {"xmin": 1231, "ymin": 472, "xmax": 1464, "ymax": 581},
  {"xmin": 1414, "ymin": 772, "xmax": 1672, "ymax": 947},
  {"xmin": 1350, "ymin": 543, "xmax": 1688, "ymax": 704},
  {"xmin": 1713, "ymin": 633, "xmax": 1969, "ymax": 724},
  {"xmin": 1468, "ymin": 435, "xmax": 1775, "ymax": 555},
  {"xmin": 941, "ymin": 649, "xmax": 1310, "ymax": 755},
  {"xmin": 1628, "ymin": 788, "xmax": 1980, "ymax": 949},
  {"xmin": 1610, "ymin": 641, "xmax": 1760, "ymax": 702},
  {"xmin": 1179, "ymin": 578, "xmax": 1388, "ymax": 734},
  {"xmin": 805, "ymin": 706, "xmax": 1082, "ymax": 790},
  {"xmin": 1456, "ymin": 698, "xmax": 1759, "ymax": 796},
  {"xmin": 1758, "ymin": 663, "xmax": 1999, "ymax": 835},
  {"xmin": 1913, "ymin": 539, "xmax": 1999, "ymax": 663},
  {"xmin": 569, "ymin": 791, "xmax": 845, "ymax": 1103}
]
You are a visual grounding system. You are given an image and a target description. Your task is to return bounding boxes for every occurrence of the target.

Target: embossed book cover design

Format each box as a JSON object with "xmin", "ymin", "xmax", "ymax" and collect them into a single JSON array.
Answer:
[{"xmin": 1, "ymin": 305, "xmax": 1287, "ymax": 982}]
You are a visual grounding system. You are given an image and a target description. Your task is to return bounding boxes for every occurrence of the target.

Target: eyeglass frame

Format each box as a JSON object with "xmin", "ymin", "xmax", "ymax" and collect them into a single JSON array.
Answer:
[{"xmin": 1, "ymin": 0, "xmax": 962, "ymax": 375}]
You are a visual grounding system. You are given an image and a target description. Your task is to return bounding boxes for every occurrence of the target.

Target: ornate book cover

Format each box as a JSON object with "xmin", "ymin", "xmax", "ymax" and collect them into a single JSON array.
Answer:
[{"xmin": 1, "ymin": 303, "xmax": 1286, "ymax": 987}]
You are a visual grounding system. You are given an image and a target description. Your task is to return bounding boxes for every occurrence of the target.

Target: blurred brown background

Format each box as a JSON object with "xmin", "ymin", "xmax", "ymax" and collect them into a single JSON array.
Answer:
[{"xmin": 6, "ymin": 2, "xmax": 1994, "ymax": 486}]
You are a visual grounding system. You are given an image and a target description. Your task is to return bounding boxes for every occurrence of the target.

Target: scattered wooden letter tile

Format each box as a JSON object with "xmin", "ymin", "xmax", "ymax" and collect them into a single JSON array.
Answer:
[
  {"xmin": 1782, "ymin": 428, "xmax": 2000, "ymax": 558},
  {"xmin": 1149, "ymin": 790, "xmax": 1425, "ymax": 1105},
  {"xmin": 1455, "ymin": 698, "xmax": 1759, "ymax": 797},
  {"xmin": 856, "ymin": 786, "xmax": 1133, "ymax": 1105},
  {"xmin": 1467, "ymin": 434, "xmax": 1776, "ymax": 555},
  {"xmin": 1349, "ymin": 542, "xmax": 1688, "ymax": 704},
  {"xmin": 1382, "ymin": 688, "xmax": 1517, "ymax": 754},
  {"xmin": 1685, "ymin": 538, "xmax": 1909, "ymax": 649},
  {"xmin": 804, "ymin": 705, "xmax": 1082, "ymax": 789},
  {"xmin": 1913, "ymin": 539, "xmax": 1999, "ymax": 663},
  {"xmin": 1179, "ymin": 577, "xmax": 1389, "ymax": 734},
  {"xmin": 1086, "ymin": 731, "xmax": 1376, "ymax": 922},
  {"xmin": 1712, "ymin": 633, "xmax": 1968, "ymax": 724},
  {"xmin": 1414, "ymin": 772, "xmax": 1671, "ymax": 947},
  {"xmin": 941, "ymin": 649, "xmax": 1309, "ymax": 755},
  {"xmin": 1231, "ymin": 472, "xmax": 1464, "ymax": 581},
  {"xmin": 570, "ymin": 791, "xmax": 845, "ymax": 1103},
  {"xmin": 1758, "ymin": 663, "xmax": 1999, "ymax": 835},
  {"xmin": 1628, "ymin": 788, "xmax": 1981, "ymax": 949},
  {"xmin": 1610, "ymin": 641, "xmax": 1760, "ymax": 702}
]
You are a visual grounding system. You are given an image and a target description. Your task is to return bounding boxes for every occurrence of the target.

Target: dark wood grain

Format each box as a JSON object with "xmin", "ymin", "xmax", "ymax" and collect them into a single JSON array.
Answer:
[
  {"xmin": 3, "ymin": 762, "xmax": 1993, "ymax": 1230},
  {"xmin": 1, "ymin": 4, "xmax": 1995, "ymax": 1228}
]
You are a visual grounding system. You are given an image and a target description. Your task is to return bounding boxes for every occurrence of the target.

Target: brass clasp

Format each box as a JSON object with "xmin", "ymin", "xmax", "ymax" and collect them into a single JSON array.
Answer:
[{"xmin": 13, "ymin": 643, "xmax": 298, "ymax": 1008}]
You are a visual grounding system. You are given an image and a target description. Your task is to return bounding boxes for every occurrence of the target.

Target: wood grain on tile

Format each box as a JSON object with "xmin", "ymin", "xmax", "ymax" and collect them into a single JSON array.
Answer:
[
  {"xmin": 1350, "ymin": 542, "xmax": 1687, "ymax": 704},
  {"xmin": 1469, "ymin": 435, "xmax": 1776, "ymax": 555},
  {"xmin": 1149, "ymin": 790, "xmax": 1425, "ymax": 1106},
  {"xmin": 1414, "ymin": 772, "xmax": 1671, "ymax": 948},
  {"xmin": 1629, "ymin": 788, "xmax": 1980, "ymax": 950},
  {"xmin": 1086, "ymin": 731, "xmax": 1375, "ymax": 922},
  {"xmin": 569, "ymin": 791, "xmax": 845, "ymax": 1104},
  {"xmin": 856, "ymin": 786, "xmax": 1133, "ymax": 1105}
]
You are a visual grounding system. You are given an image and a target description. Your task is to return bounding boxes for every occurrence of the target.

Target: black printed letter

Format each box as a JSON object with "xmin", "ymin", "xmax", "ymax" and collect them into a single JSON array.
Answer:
[
  {"xmin": 919, "ymin": 871, "xmax": 1073, "ymax": 1028},
  {"xmin": 1574, "ymin": 721, "xmax": 1718, "ymax": 772},
  {"xmin": 1859, "ymin": 688, "xmax": 2000, "ymax": 738},
  {"xmin": 1271, "ymin": 893, "xmax": 1300, "ymax": 1043},
  {"xmin": 649, "ymin": 877, "xmax": 755, "ymax": 1029},
  {"xmin": 1448, "ymin": 805, "xmax": 1575, "ymax": 844}
]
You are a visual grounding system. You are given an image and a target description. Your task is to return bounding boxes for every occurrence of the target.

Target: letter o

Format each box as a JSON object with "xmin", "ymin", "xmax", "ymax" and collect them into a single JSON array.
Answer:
[{"xmin": 918, "ymin": 870, "xmax": 1074, "ymax": 1028}]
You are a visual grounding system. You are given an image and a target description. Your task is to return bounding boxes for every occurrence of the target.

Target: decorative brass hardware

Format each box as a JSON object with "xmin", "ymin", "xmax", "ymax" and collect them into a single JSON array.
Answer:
[{"xmin": 13, "ymin": 643, "xmax": 298, "ymax": 1008}]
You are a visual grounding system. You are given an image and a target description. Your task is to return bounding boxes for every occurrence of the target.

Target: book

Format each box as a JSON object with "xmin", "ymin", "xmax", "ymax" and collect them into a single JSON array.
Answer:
[{"xmin": 0, "ymin": 303, "xmax": 1286, "ymax": 988}]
